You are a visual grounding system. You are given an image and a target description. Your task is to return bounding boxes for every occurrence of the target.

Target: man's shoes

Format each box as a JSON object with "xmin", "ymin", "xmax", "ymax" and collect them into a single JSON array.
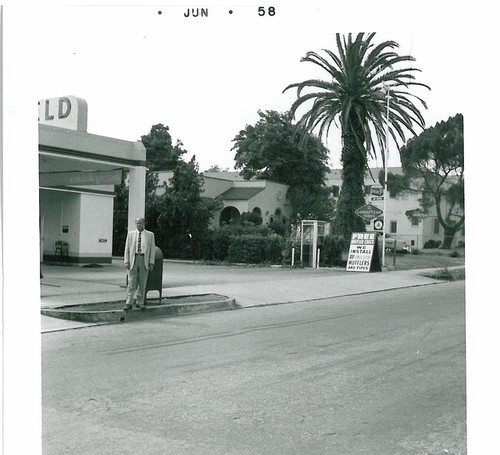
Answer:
[
  {"xmin": 136, "ymin": 304, "xmax": 146, "ymax": 310},
  {"xmin": 123, "ymin": 305, "xmax": 132, "ymax": 312}
]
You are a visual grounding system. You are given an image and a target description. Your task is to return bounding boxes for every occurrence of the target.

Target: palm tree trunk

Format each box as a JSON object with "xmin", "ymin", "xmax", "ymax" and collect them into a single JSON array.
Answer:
[{"xmin": 333, "ymin": 124, "xmax": 367, "ymax": 240}]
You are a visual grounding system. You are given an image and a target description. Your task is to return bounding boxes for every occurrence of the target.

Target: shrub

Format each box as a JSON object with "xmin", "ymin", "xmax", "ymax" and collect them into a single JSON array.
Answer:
[
  {"xmin": 228, "ymin": 223, "xmax": 270, "ymax": 237},
  {"xmin": 434, "ymin": 267, "xmax": 454, "ymax": 280},
  {"xmin": 424, "ymin": 239, "xmax": 442, "ymax": 249},
  {"xmin": 449, "ymin": 250, "xmax": 460, "ymax": 257},
  {"xmin": 190, "ymin": 233, "xmax": 213, "ymax": 260},
  {"xmin": 227, "ymin": 235, "xmax": 267, "ymax": 263},
  {"xmin": 265, "ymin": 234, "xmax": 286, "ymax": 264},
  {"xmin": 269, "ymin": 220, "xmax": 286, "ymax": 236},
  {"xmin": 240, "ymin": 211, "xmax": 263, "ymax": 226},
  {"xmin": 225, "ymin": 234, "xmax": 286, "ymax": 265},
  {"xmin": 320, "ymin": 235, "xmax": 347, "ymax": 267},
  {"xmin": 282, "ymin": 239, "xmax": 301, "ymax": 267},
  {"xmin": 411, "ymin": 248, "xmax": 420, "ymax": 255},
  {"xmin": 210, "ymin": 226, "xmax": 233, "ymax": 261},
  {"xmin": 424, "ymin": 267, "xmax": 465, "ymax": 281}
]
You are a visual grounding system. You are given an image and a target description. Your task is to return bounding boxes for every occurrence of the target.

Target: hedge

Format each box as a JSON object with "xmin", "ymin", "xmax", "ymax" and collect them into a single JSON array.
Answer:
[
  {"xmin": 155, "ymin": 227, "xmax": 347, "ymax": 267},
  {"xmin": 227, "ymin": 234, "xmax": 285, "ymax": 264}
]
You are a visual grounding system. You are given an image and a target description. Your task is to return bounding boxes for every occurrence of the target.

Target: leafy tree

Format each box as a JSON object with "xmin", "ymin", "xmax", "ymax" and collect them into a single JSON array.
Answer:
[
  {"xmin": 141, "ymin": 123, "xmax": 187, "ymax": 171},
  {"xmin": 233, "ymin": 110, "xmax": 328, "ymax": 189},
  {"xmin": 284, "ymin": 33, "xmax": 430, "ymax": 240},
  {"xmin": 232, "ymin": 109, "xmax": 332, "ymax": 220},
  {"xmin": 385, "ymin": 113, "xmax": 464, "ymax": 249},
  {"xmin": 113, "ymin": 124, "xmax": 202, "ymax": 256},
  {"xmin": 150, "ymin": 157, "xmax": 222, "ymax": 258},
  {"xmin": 287, "ymin": 186, "xmax": 335, "ymax": 221}
]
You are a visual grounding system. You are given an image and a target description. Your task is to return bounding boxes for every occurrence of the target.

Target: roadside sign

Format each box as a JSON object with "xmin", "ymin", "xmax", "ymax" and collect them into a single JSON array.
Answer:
[
  {"xmin": 346, "ymin": 232, "xmax": 382, "ymax": 272},
  {"xmin": 354, "ymin": 203, "xmax": 384, "ymax": 221},
  {"xmin": 373, "ymin": 219, "xmax": 384, "ymax": 231}
]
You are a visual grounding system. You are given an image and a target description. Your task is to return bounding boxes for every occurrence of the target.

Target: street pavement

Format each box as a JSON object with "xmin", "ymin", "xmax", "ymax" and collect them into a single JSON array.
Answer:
[{"xmin": 40, "ymin": 258, "xmax": 459, "ymax": 333}]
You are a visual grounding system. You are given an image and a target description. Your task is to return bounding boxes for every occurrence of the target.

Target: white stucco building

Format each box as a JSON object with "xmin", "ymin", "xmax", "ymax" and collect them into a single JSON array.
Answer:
[
  {"xmin": 156, "ymin": 171, "xmax": 293, "ymax": 227},
  {"xmin": 326, "ymin": 168, "xmax": 465, "ymax": 249}
]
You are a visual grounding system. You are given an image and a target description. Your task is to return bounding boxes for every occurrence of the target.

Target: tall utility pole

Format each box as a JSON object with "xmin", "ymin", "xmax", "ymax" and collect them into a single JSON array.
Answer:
[{"xmin": 382, "ymin": 83, "xmax": 390, "ymax": 267}]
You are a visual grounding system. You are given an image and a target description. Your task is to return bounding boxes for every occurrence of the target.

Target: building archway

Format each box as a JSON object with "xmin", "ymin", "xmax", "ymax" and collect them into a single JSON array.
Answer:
[
  {"xmin": 250, "ymin": 207, "xmax": 263, "ymax": 225},
  {"xmin": 220, "ymin": 206, "xmax": 240, "ymax": 225}
]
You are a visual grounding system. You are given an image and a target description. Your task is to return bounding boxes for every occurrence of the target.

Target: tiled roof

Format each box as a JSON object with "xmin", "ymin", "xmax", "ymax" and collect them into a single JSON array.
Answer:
[
  {"xmin": 218, "ymin": 187, "xmax": 264, "ymax": 200},
  {"xmin": 201, "ymin": 171, "xmax": 248, "ymax": 181}
]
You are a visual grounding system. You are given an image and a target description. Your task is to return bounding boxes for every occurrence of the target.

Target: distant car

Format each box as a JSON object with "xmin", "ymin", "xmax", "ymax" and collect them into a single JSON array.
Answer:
[{"xmin": 375, "ymin": 232, "xmax": 410, "ymax": 253}]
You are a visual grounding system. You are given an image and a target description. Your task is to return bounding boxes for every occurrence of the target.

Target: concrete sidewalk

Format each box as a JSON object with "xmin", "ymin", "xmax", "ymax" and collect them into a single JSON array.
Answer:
[{"xmin": 40, "ymin": 259, "xmax": 455, "ymax": 333}]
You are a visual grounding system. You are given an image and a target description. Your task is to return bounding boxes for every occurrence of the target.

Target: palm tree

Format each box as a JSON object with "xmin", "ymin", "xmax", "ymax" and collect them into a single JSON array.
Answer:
[{"xmin": 284, "ymin": 33, "xmax": 430, "ymax": 240}]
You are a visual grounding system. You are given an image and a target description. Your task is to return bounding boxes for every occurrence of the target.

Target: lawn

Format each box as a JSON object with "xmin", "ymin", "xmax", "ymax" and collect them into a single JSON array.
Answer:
[{"xmin": 385, "ymin": 248, "xmax": 465, "ymax": 271}]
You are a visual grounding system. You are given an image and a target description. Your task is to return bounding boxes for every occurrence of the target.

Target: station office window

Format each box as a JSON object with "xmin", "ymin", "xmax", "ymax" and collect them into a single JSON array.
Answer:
[{"xmin": 390, "ymin": 221, "xmax": 397, "ymax": 233}]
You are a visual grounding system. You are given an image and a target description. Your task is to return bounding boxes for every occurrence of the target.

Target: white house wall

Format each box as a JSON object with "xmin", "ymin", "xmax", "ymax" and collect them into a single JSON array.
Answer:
[
  {"xmin": 247, "ymin": 181, "xmax": 292, "ymax": 225},
  {"xmin": 78, "ymin": 193, "xmax": 114, "ymax": 262},
  {"xmin": 156, "ymin": 171, "xmax": 292, "ymax": 228},
  {"xmin": 421, "ymin": 202, "xmax": 465, "ymax": 248},
  {"xmin": 40, "ymin": 189, "xmax": 115, "ymax": 263},
  {"xmin": 217, "ymin": 181, "xmax": 292, "ymax": 227},
  {"xmin": 328, "ymin": 167, "xmax": 464, "ymax": 249},
  {"xmin": 368, "ymin": 193, "xmax": 425, "ymax": 249}
]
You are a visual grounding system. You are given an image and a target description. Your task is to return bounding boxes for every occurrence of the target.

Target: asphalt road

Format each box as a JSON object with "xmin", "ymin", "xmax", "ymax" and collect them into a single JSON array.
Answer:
[{"xmin": 42, "ymin": 281, "xmax": 466, "ymax": 455}]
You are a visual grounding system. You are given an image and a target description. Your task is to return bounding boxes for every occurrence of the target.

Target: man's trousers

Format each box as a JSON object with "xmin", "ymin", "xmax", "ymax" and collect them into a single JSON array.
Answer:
[{"xmin": 126, "ymin": 254, "xmax": 149, "ymax": 306}]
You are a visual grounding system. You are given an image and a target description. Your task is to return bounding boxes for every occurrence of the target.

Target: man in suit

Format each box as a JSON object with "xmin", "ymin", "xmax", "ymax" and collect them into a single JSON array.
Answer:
[{"xmin": 123, "ymin": 217, "xmax": 156, "ymax": 311}]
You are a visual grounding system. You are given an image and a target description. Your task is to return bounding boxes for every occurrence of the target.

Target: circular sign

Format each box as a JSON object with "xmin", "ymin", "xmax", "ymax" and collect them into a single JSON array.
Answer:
[{"xmin": 374, "ymin": 219, "xmax": 384, "ymax": 230}]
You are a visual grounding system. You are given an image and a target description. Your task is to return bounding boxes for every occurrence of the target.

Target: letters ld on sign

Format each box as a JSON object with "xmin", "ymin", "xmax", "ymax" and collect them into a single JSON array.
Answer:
[{"xmin": 38, "ymin": 95, "xmax": 88, "ymax": 132}]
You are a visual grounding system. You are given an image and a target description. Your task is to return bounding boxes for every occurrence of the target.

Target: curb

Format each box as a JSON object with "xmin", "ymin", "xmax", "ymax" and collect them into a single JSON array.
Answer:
[
  {"xmin": 239, "ymin": 280, "xmax": 446, "ymax": 310},
  {"xmin": 41, "ymin": 294, "xmax": 239, "ymax": 324}
]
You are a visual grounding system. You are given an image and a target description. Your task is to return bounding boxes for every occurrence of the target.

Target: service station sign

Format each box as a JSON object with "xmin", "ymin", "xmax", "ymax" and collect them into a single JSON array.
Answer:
[{"xmin": 38, "ymin": 95, "xmax": 88, "ymax": 132}]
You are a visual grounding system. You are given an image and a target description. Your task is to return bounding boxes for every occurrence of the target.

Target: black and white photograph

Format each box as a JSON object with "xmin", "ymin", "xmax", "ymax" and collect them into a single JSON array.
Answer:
[{"xmin": 1, "ymin": 1, "xmax": 497, "ymax": 454}]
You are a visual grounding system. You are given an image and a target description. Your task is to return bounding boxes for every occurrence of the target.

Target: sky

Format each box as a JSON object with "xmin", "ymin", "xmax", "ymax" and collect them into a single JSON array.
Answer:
[
  {"xmin": 2, "ymin": 1, "xmax": 499, "ymax": 453},
  {"xmin": 5, "ymin": 2, "xmax": 467, "ymax": 172}
]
